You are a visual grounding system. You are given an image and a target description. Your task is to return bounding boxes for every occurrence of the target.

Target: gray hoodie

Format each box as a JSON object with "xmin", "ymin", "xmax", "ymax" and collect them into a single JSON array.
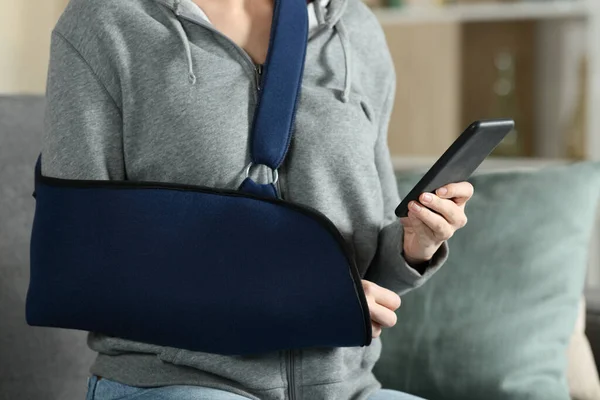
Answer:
[{"xmin": 42, "ymin": 0, "xmax": 448, "ymax": 398}]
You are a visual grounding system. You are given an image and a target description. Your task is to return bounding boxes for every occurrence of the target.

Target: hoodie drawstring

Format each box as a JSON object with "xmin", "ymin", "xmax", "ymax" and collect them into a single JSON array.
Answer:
[
  {"xmin": 163, "ymin": 0, "xmax": 349, "ymax": 93},
  {"xmin": 314, "ymin": 0, "xmax": 326, "ymax": 25},
  {"xmin": 315, "ymin": 1, "xmax": 351, "ymax": 103},
  {"xmin": 333, "ymin": 20, "xmax": 351, "ymax": 103},
  {"xmin": 164, "ymin": 0, "xmax": 197, "ymax": 85}
]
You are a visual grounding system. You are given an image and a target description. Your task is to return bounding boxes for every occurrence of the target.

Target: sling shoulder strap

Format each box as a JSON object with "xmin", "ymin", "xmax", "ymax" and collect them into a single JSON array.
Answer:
[{"xmin": 240, "ymin": 0, "xmax": 309, "ymax": 198}]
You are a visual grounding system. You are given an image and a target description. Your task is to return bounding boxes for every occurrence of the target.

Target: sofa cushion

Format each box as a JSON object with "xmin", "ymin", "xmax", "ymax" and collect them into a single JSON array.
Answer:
[{"xmin": 374, "ymin": 162, "xmax": 600, "ymax": 400}]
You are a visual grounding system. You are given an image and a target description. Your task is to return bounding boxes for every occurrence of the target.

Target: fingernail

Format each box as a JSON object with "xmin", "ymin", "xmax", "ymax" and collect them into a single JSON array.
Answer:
[
  {"xmin": 421, "ymin": 193, "xmax": 432, "ymax": 203},
  {"xmin": 410, "ymin": 201, "xmax": 421, "ymax": 212},
  {"xmin": 437, "ymin": 187, "xmax": 448, "ymax": 196}
]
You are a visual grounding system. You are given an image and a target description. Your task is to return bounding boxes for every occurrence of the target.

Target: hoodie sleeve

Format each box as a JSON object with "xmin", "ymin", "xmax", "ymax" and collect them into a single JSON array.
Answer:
[
  {"xmin": 363, "ymin": 78, "xmax": 449, "ymax": 295},
  {"xmin": 42, "ymin": 31, "xmax": 125, "ymax": 180}
]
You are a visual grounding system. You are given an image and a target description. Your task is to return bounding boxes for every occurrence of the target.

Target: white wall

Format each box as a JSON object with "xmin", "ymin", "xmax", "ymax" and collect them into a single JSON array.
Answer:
[{"xmin": 0, "ymin": 0, "xmax": 67, "ymax": 94}]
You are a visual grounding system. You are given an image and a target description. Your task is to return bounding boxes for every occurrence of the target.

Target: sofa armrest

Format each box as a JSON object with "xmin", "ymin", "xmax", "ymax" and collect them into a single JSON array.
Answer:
[
  {"xmin": 587, "ymin": 312, "xmax": 600, "ymax": 367},
  {"xmin": 585, "ymin": 289, "xmax": 600, "ymax": 367}
]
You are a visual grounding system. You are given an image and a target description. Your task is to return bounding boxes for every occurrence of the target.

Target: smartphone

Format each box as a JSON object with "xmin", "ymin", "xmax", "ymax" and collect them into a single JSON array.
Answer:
[{"xmin": 395, "ymin": 119, "xmax": 515, "ymax": 218}]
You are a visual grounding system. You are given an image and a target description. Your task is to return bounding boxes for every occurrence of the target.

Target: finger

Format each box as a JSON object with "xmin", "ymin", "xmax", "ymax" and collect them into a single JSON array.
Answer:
[
  {"xmin": 372, "ymin": 322, "xmax": 382, "ymax": 338},
  {"xmin": 436, "ymin": 182, "xmax": 474, "ymax": 205},
  {"xmin": 405, "ymin": 209, "xmax": 436, "ymax": 237},
  {"xmin": 399, "ymin": 216, "xmax": 411, "ymax": 227},
  {"xmin": 418, "ymin": 194, "xmax": 467, "ymax": 228},
  {"xmin": 369, "ymin": 302, "xmax": 398, "ymax": 328},
  {"xmin": 400, "ymin": 214, "xmax": 423, "ymax": 231},
  {"xmin": 377, "ymin": 291, "xmax": 401, "ymax": 311},
  {"xmin": 408, "ymin": 202, "xmax": 454, "ymax": 241},
  {"xmin": 363, "ymin": 280, "xmax": 401, "ymax": 311}
]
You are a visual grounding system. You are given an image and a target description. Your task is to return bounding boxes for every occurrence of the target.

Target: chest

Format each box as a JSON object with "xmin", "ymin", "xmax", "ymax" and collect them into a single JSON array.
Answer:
[{"xmin": 119, "ymin": 16, "xmax": 378, "ymax": 188}]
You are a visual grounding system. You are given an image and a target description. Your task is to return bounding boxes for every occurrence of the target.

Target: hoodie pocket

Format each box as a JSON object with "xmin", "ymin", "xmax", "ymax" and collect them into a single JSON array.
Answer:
[{"xmin": 301, "ymin": 345, "xmax": 371, "ymax": 386}]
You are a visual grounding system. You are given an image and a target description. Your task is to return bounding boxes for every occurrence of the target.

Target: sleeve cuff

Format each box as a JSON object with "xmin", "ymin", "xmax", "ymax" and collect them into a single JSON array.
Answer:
[{"xmin": 364, "ymin": 219, "xmax": 449, "ymax": 295}]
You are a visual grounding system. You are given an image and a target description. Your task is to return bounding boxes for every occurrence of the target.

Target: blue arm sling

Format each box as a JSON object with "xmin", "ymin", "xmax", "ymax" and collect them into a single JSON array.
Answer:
[{"xmin": 26, "ymin": 0, "xmax": 372, "ymax": 355}]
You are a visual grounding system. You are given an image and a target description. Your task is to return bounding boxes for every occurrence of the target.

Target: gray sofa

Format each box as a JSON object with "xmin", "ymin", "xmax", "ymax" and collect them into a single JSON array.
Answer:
[
  {"xmin": 1, "ymin": 96, "xmax": 95, "ymax": 400},
  {"xmin": 2, "ymin": 95, "xmax": 600, "ymax": 399}
]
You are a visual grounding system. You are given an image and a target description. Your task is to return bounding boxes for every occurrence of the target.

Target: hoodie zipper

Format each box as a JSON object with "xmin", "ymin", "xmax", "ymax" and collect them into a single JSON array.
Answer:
[
  {"xmin": 287, "ymin": 350, "xmax": 296, "ymax": 400},
  {"xmin": 257, "ymin": 42, "xmax": 295, "ymax": 398},
  {"xmin": 255, "ymin": 64, "xmax": 263, "ymax": 91},
  {"xmin": 174, "ymin": 12, "xmax": 298, "ymax": 398}
]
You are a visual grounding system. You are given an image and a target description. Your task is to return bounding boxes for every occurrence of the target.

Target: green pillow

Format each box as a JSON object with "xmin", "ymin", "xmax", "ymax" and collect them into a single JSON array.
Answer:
[{"xmin": 374, "ymin": 162, "xmax": 600, "ymax": 400}]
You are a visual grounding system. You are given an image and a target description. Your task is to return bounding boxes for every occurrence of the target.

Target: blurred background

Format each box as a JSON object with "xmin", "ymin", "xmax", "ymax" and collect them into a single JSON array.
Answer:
[
  {"xmin": 2, "ymin": 0, "xmax": 600, "ymax": 161},
  {"xmin": 0, "ymin": 0, "xmax": 66, "ymax": 94},
  {"xmin": 371, "ymin": 0, "xmax": 600, "ymax": 163}
]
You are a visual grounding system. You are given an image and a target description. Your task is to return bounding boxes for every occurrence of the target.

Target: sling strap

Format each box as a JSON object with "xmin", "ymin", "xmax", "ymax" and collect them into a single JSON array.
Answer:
[{"xmin": 239, "ymin": 0, "xmax": 308, "ymax": 198}]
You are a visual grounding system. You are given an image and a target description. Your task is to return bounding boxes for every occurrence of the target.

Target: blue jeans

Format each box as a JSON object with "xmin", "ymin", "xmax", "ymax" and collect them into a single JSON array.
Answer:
[{"xmin": 86, "ymin": 376, "xmax": 425, "ymax": 400}]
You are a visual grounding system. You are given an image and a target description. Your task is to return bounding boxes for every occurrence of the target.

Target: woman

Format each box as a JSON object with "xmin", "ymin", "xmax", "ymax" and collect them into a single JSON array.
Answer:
[{"xmin": 43, "ymin": 0, "xmax": 472, "ymax": 399}]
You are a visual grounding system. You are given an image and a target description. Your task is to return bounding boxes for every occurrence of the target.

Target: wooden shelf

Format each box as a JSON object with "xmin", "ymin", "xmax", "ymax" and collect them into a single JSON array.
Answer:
[{"xmin": 374, "ymin": 1, "xmax": 590, "ymax": 25}]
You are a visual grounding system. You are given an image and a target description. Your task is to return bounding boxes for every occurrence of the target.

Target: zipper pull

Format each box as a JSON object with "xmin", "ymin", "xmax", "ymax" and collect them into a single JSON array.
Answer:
[{"xmin": 256, "ymin": 64, "xmax": 263, "ymax": 91}]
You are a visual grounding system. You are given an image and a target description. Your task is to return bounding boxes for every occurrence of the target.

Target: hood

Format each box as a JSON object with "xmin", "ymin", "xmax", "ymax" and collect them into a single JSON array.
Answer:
[
  {"xmin": 156, "ymin": 0, "xmax": 353, "ymax": 102},
  {"xmin": 310, "ymin": 0, "xmax": 347, "ymax": 33}
]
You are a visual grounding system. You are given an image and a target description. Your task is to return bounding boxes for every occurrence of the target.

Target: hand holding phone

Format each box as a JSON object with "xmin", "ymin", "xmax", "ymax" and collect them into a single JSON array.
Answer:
[
  {"xmin": 401, "ymin": 181, "xmax": 473, "ymax": 263},
  {"xmin": 397, "ymin": 119, "xmax": 513, "ymax": 264},
  {"xmin": 395, "ymin": 119, "xmax": 514, "ymax": 218}
]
